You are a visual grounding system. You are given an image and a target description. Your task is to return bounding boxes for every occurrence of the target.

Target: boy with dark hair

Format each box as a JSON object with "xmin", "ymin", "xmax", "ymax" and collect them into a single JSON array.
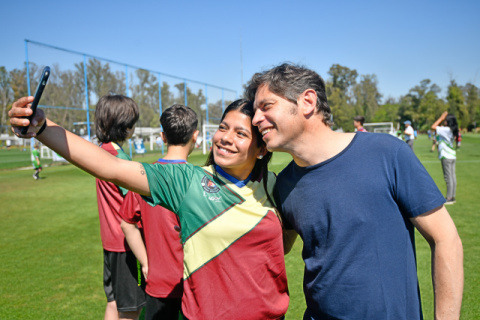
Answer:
[
  {"xmin": 94, "ymin": 94, "xmax": 146, "ymax": 320},
  {"xmin": 121, "ymin": 104, "xmax": 199, "ymax": 320},
  {"xmin": 31, "ymin": 144, "xmax": 42, "ymax": 179}
]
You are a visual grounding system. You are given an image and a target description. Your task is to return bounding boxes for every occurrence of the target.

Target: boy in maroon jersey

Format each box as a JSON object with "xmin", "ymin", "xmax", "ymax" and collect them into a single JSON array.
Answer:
[
  {"xmin": 94, "ymin": 95, "xmax": 145, "ymax": 320},
  {"xmin": 121, "ymin": 104, "xmax": 198, "ymax": 320}
]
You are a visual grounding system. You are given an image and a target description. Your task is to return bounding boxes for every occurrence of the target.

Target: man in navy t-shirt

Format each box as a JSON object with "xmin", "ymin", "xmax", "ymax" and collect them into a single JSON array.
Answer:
[{"xmin": 246, "ymin": 63, "xmax": 463, "ymax": 320}]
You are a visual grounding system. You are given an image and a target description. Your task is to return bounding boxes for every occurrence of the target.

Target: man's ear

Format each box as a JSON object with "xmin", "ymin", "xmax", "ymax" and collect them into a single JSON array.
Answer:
[{"xmin": 298, "ymin": 89, "xmax": 317, "ymax": 116}]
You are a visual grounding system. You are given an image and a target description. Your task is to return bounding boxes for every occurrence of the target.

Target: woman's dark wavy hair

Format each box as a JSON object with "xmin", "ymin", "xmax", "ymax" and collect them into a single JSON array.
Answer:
[
  {"xmin": 446, "ymin": 114, "xmax": 459, "ymax": 140},
  {"xmin": 94, "ymin": 95, "xmax": 139, "ymax": 143},
  {"xmin": 204, "ymin": 99, "xmax": 275, "ymax": 207}
]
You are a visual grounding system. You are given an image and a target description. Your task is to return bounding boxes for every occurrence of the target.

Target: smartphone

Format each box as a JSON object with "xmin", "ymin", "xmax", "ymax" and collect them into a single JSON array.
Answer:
[{"xmin": 21, "ymin": 66, "xmax": 50, "ymax": 134}]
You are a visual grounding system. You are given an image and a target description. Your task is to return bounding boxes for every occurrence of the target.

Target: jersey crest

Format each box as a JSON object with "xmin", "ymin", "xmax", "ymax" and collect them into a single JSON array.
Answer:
[{"xmin": 201, "ymin": 176, "xmax": 220, "ymax": 193}]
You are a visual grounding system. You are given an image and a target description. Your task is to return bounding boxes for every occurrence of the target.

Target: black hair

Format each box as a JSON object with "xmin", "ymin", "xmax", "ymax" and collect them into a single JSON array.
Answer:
[
  {"xmin": 94, "ymin": 95, "xmax": 139, "ymax": 143},
  {"xmin": 204, "ymin": 99, "xmax": 275, "ymax": 207},
  {"xmin": 446, "ymin": 114, "xmax": 459, "ymax": 140},
  {"xmin": 354, "ymin": 115, "xmax": 365, "ymax": 125},
  {"xmin": 245, "ymin": 62, "xmax": 332, "ymax": 126},
  {"xmin": 160, "ymin": 104, "xmax": 198, "ymax": 145}
]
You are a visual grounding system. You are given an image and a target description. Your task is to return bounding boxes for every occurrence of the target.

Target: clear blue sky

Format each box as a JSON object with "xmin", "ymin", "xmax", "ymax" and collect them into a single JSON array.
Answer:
[{"xmin": 1, "ymin": 0, "xmax": 479, "ymax": 101}]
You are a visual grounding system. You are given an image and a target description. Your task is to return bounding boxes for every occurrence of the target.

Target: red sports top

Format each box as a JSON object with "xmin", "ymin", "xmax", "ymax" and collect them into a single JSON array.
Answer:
[
  {"xmin": 96, "ymin": 142, "xmax": 132, "ymax": 252},
  {"xmin": 121, "ymin": 159, "xmax": 184, "ymax": 298}
]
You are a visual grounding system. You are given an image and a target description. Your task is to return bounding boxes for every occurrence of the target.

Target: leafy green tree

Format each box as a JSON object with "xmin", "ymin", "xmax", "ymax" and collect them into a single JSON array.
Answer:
[
  {"xmin": 160, "ymin": 81, "xmax": 175, "ymax": 113},
  {"xmin": 46, "ymin": 65, "xmax": 87, "ymax": 130},
  {"xmin": 326, "ymin": 83, "xmax": 354, "ymax": 131},
  {"xmin": 9, "ymin": 62, "xmax": 39, "ymax": 100},
  {"xmin": 0, "ymin": 66, "xmax": 13, "ymax": 134},
  {"xmin": 399, "ymin": 79, "xmax": 444, "ymax": 131},
  {"xmin": 353, "ymin": 74, "xmax": 382, "ymax": 121},
  {"xmin": 205, "ymin": 99, "xmax": 227, "ymax": 125},
  {"xmin": 372, "ymin": 98, "xmax": 400, "ymax": 124},
  {"xmin": 447, "ymin": 80, "xmax": 469, "ymax": 129},
  {"xmin": 328, "ymin": 64, "xmax": 358, "ymax": 93},
  {"xmin": 462, "ymin": 82, "xmax": 480, "ymax": 130},
  {"xmin": 131, "ymin": 69, "xmax": 160, "ymax": 128},
  {"xmin": 326, "ymin": 64, "xmax": 358, "ymax": 131},
  {"xmin": 174, "ymin": 82, "xmax": 206, "ymax": 129},
  {"xmin": 75, "ymin": 58, "xmax": 126, "ymax": 104}
]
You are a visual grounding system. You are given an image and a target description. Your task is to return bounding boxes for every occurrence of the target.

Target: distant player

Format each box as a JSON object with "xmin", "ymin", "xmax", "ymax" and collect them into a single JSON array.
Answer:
[
  {"xmin": 404, "ymin": 120, "xmax": 415, "ymax": 150},
  {"xmin": 353, "ymin": 115, "xmax": 367, "ymax": 132},
  {"xmin": 31, "ymin": 144, "xmax": 42, "ymax": 180}
]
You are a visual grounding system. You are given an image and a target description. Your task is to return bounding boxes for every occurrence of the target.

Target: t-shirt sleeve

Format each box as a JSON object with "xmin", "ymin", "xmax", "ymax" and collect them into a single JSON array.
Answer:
[
  {"xmin": 392, "ymin": 142, "xmax": 445, "ymax": 218},
  {"xmin": 141, "ymin": 162, "xmax": 193, "ymax": 213},
  {"xmin": 120, "ymin": 191, "xmax": 142, "ymax": 224}
]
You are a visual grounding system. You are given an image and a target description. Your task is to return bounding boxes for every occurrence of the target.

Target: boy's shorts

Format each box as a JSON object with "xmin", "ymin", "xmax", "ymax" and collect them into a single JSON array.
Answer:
[
  {"xmin": 145, "ymin": 295, "xmax": 182, "ymax": 320},
  {"xmin": 103, "ymin": 249, "xmax": 146, "ymax": 312}
]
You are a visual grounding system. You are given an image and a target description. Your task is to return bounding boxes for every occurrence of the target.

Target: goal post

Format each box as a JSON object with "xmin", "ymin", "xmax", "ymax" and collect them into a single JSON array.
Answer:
[
  {"xmin": 202, "ymin": 124, "xmax": 219, "ymax": 154},
  {"xmin": 363, "ymin": 122, "xmax": 396, "ymax": 136}
]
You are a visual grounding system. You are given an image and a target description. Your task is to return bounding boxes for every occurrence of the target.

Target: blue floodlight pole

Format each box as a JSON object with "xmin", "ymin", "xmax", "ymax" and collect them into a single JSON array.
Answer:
[
  {"xmin": 184, "ymin": 80, "xmax": 187, "ymax": 106},
  {"xmin": 83, "ymin": 55, "xmax": 91, "ymax": 140},
  {"xmin": 205, "ymin": 85, "xmax": 209, "ymax": 125}
]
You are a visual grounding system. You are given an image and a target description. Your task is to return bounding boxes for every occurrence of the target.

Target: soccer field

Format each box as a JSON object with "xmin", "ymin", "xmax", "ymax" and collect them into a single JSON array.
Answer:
[{"xmin": 0, "ymin": 134, "xmax": 478, "ymax": 319}]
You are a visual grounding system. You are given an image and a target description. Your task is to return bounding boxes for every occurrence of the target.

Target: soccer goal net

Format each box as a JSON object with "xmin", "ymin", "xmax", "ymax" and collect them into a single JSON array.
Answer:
[
  {"xmin": 40, "ymin": 146, "xmax": 53, "ymax": 159},
  {"xmin": 202, "ymin": 124, "xmax": 219, "ymax": 154},
  {"xmin": 363, "ymin": 122, "xmax": 396, "ymax": 136}
]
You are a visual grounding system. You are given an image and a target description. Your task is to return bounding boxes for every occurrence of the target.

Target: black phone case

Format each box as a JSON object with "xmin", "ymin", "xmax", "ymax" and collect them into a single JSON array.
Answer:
[{"xmin": 21, "ymin": 66, "xmax": 50, "ymax": 135}]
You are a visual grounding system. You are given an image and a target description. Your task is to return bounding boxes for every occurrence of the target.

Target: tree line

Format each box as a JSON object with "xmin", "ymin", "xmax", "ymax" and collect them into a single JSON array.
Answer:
[
  {"xmin": 325, "ymin": 64, "xmax": 480, "ymax": 132},
  {"xmin": 1, "ymin": 61, "xmax": 479, "ymax": 135},
  {"xmin": 0, "ymin": 60, "xmax": 228, "ymax": 135}
]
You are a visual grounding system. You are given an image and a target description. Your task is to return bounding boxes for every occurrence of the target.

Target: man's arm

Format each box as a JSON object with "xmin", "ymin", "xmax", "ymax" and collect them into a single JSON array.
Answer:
[
  {"xmin": 411, "ymin": 205, "xmax": 463, "ymax": 320},
  {"xmin": 9, "ymin": 96, "xmax": 150, "ymax": 196},
  {"xmin": 121, "ymin": 220, "xmax": 148, "ymax": 280}
]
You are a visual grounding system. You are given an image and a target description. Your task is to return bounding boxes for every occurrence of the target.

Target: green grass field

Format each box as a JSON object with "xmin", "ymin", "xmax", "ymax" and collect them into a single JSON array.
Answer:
[{"xmin": 0, "ymin": 134, "xmax": 478, "ymax": 319}]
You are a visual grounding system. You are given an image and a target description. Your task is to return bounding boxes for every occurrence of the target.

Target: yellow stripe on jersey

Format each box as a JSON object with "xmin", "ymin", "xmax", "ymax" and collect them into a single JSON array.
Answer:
[
  {"xmin": 111, "ymin": 142, "xmax": 122, "ymax": 151},
  {"xmin": 183, "ymin": 171, "xmax": 275, "ymax": 279}
]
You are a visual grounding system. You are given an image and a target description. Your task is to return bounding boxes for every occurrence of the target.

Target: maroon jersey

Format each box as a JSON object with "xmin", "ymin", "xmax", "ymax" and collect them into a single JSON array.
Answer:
[
  {"xmin": 96, "ymin": 142, "xmax": 132, "ymax": 252},
  {"xmin": 121, "ymin": 159, "xmax": 185, "ymax": 298}
]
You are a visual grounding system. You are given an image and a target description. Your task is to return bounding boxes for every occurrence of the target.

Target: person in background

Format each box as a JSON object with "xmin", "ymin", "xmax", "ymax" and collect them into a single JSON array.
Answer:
[
  {"xmin": 31, "ymin": 144, "xmax": 42, "ymax": 180},
  {"xmin": 404, "ymin": 120, "xmax": 415, "ymax": 150},
  {"xmin": 353, "ymin": 115, "xmax": 367, "ymax": 132},
  {"xmin": 121, "ymin": 104, "xmax": 199, "ymax": 320},
  {"xmin": 456, "ymin": 130, "xmax": 462, "ymax": 149},
  {"xmin": 432, "ymin": 111, "xmax": 459, "ymax": 205}
]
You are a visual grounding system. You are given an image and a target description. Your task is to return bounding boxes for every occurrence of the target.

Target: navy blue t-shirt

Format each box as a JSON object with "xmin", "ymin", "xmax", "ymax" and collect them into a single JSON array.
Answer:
[{"xmin": 274, "ymin": 132, "xmax": 445, "ymax": 320}]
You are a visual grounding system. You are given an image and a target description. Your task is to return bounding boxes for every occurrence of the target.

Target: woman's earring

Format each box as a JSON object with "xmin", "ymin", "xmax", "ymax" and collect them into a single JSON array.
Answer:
[{"xmin": 257, "ymin": 155, "xmax": 264, "ymax": 159}]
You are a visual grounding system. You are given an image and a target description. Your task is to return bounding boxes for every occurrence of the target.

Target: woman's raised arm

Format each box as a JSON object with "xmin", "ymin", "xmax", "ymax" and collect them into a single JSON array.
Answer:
[{"xmin": 9, "ymin": 96, "xmax": 151, "ymax": 196}]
